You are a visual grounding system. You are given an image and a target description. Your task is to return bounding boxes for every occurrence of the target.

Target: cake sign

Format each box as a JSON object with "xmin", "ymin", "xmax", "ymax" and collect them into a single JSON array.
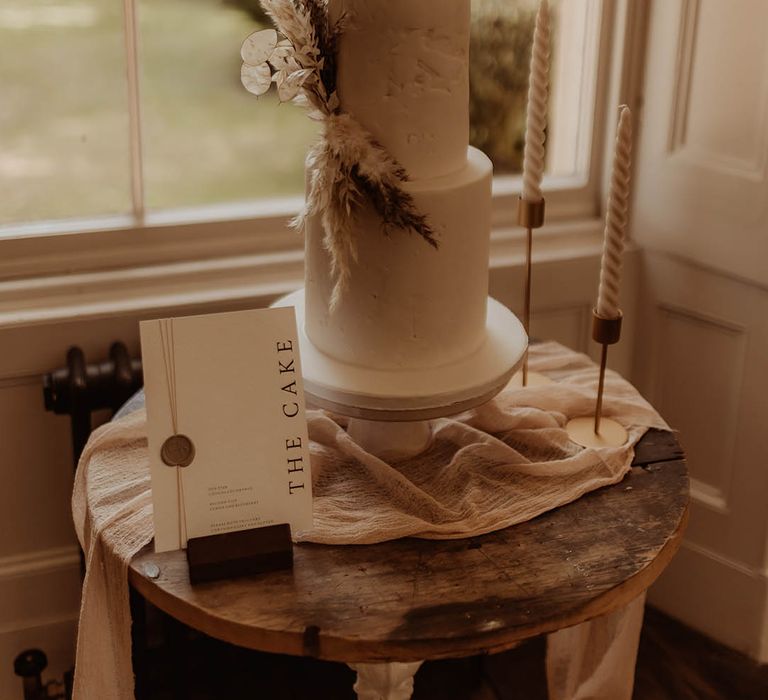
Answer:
[
  {"xmin": 240, "ymin": 0, "xmax": 437, "ymax": 308},
  {"xmin": 140, "ymin": 306, "xmax": 314, "ymax": 553}
]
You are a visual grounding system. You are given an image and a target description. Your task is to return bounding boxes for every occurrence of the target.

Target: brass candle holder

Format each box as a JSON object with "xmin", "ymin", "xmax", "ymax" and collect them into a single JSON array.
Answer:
[
  {"xmin": 513, "ymin": 196, "xmax": 552, "ymax": 388},
  {"xmin": 566, "ymin": 310, "xmax": 628, "ymax": 448}
]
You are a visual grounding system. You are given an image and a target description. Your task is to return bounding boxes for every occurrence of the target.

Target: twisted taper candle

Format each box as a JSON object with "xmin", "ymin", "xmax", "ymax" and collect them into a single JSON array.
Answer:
[
  {"xmin": 521, "ymin": 0, "xmax": 550, "ymax": 203},
  {"xmin": 596, "ymin": 106, "xmax": 632, "ymax": 319}
]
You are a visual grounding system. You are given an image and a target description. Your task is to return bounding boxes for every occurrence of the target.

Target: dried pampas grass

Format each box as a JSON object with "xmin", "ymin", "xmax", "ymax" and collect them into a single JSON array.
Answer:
[{"xmin": 297, "ymin": 114, "xmax": 437, "ymax": 308}]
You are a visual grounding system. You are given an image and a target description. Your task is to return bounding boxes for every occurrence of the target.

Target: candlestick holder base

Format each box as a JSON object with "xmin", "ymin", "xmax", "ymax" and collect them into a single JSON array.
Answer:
[{"xmin": 566, "ymin": 416, "xmax": 628, "ymax": 448}]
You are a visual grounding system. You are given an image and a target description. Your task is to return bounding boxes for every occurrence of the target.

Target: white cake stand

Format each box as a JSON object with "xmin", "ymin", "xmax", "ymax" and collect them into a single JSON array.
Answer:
[{"xmin": 274, "ymin": 289, "xmax": 527, "ymax": 458}]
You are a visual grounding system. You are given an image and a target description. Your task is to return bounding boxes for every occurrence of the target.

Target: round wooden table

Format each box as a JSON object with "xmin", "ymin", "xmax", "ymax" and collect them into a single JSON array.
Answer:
[{"xmin": 128, "ymin": 428, "xmax": 688, "ymax": 698}]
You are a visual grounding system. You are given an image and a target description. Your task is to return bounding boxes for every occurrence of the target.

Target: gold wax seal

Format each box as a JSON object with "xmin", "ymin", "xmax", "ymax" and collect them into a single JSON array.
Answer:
[{"xmin": 161, "ymin": 434, "xmax": 195, "ymax": 467}]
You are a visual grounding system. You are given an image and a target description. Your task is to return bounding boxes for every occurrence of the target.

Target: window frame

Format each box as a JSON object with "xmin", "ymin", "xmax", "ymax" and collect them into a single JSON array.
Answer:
[{"xmin": 0, "ymin": 0, "xmax": 646, "ymax": 320}]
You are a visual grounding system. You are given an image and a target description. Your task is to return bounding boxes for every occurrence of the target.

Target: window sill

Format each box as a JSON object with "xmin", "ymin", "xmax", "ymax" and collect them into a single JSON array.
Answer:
[{"xmin": 0, "ymin": 216, "xmax": 606, "ymax": 329}]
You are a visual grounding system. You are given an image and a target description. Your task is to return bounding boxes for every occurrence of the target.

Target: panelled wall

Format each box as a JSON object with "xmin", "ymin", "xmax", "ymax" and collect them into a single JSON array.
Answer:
[
  {"xmin": 634, "ymin": 253, "xmax": 768, "ymax": 659},
  {"xmin": 633, "ymin": 0, "xmax": 768, "ymax": 661},
  {"xmin": 0, "ymin": 242, "xmax": 631, "ymax": 699}
]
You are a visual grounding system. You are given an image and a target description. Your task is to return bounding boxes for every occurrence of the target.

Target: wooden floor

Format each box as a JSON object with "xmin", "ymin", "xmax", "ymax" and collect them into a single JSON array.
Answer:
[
  {"xmin": 481, "ymin": 607, "xmax": 768, "ymax": 700},
  {"xmin": 142, "ymin": 606, "xmax": 768, "ymax": 699}
]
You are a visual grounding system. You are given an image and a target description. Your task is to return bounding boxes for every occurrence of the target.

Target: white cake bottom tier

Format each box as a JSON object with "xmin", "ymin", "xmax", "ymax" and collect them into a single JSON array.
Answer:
[{"xmin": 305, "ymin": 146, "xmax": 493, "ymax": 370}]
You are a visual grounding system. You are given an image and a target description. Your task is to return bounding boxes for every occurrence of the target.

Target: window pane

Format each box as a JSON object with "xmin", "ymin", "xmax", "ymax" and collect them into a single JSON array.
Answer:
[
  {"xmin": 139, "ymin": 0, "xmax": 318, "ymax": 211},
  {"xmin": 0, "ymin": 0, "xmax": 132, "ymax": 225}
]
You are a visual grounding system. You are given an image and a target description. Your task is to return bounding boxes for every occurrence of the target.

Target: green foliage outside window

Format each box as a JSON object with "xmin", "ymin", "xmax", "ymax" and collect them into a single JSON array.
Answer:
[
  {"xmin": 1, "ymin": 0, "xmax": 542, "ymax": 224},
  {"xmin": 223, "ymin": 0, "xmax": 271, "ymax": 26},
  {"xmin": 470, "ymin": 9, "xmax": 536, "ymax": 173}
]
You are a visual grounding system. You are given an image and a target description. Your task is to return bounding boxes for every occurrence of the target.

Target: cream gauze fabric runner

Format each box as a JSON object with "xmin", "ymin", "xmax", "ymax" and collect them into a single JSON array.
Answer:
[{"xmin": 71, "ymin": 341, "xmax": 667, "ymax": 699}]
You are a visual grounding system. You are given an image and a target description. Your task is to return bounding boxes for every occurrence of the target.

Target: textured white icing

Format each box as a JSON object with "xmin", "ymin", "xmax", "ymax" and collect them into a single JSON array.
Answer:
[
  {"xmin": 329, "ymin": 0, "xmax": 470, "ymax": 180},
  {"xmin": 305, "ymin": 147, "xmax": 492, "ymax": 370}
]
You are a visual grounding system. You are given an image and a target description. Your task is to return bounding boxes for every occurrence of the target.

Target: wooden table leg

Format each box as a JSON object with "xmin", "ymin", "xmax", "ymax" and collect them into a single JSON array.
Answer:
[
  {"xmin": 545, "ymin": 593, "xmax": 646, "ymax": 700},
  {"xmin": 348, "ymin": 661, "xmax": 423, "ymax": 700}
]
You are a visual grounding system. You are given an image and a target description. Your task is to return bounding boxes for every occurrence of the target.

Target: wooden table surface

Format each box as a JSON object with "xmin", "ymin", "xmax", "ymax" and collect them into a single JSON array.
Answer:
[{"xmin": 129, "ymin": 429, "xmax": 688, "ymax": 664}]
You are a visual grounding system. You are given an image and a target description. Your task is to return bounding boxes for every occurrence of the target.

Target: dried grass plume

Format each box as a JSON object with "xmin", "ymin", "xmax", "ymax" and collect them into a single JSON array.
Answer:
[{"xmin": 242, "ymin": 0, "xmax": 437, "ymax": 308}]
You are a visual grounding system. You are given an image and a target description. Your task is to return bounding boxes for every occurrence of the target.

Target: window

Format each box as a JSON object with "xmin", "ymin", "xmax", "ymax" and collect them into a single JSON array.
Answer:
[
  {"xmin": 1, "ymin": 0, "xmax": 133, "ymax": 223},
  {"xmin": 0, "ymin": 0, "xmax": 638, "ymax": 287}
]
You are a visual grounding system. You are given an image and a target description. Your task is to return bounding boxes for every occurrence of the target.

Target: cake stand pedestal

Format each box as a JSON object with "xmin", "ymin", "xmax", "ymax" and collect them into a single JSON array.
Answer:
[
  {"xmin": 345, "ymin": 419, "xmax": 433, "ymax": 461},
  {"xmin": 273, "ymin": 290, "xmax": 527, "ymax": 459}
]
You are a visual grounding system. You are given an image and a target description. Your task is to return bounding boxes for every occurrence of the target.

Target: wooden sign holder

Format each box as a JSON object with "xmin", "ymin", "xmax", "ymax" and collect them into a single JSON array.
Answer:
[{"xmin": 186, "ymin": 523, "xmax": 293, "ymax": 585}]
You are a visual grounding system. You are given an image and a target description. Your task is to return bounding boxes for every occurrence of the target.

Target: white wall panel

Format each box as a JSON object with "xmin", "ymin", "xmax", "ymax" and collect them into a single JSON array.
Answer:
[
  {"xmin": 635, "ymin": 0, "xmax": 768, "ymax": 286},
  {"xmin": 672, "ymin": 0, "xmax": 768, "ymax": 173},
  {"xmin": 531, "ymin": 304, "xmax": 591, "ymax": 353},
  {"xmin": 635, "ymin": 251, "xmax": 768, "ymax": 658},
  {"xmin": 634, "ymin": 0, "xmax": 768, "ymax": 660},
  {"xmin": 0, "ymin": 381, "xmax": 77, "ymax": 556},
  {"xmin": 652, "ymin": 305, "xmax": 746, "ymax": 512}
]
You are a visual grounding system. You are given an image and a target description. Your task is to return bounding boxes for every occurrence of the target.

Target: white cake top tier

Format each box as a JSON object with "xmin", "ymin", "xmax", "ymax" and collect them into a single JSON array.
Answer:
[{"xmin": 329, "ymin": 0, "xmax": 471, "ymax": 180}]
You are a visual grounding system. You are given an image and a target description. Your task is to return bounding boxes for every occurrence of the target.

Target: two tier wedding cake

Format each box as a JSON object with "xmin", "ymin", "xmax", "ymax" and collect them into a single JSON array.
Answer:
[{"xmin": 245, "ymin": 0, "xmax": 526, "ymax": 415}]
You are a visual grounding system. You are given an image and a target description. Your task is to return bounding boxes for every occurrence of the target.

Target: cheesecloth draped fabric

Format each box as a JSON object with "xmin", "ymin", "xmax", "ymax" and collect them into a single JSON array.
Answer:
[{"xmin": 70, "ymin": 341, "xmax": 667, "ymax": 699}]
